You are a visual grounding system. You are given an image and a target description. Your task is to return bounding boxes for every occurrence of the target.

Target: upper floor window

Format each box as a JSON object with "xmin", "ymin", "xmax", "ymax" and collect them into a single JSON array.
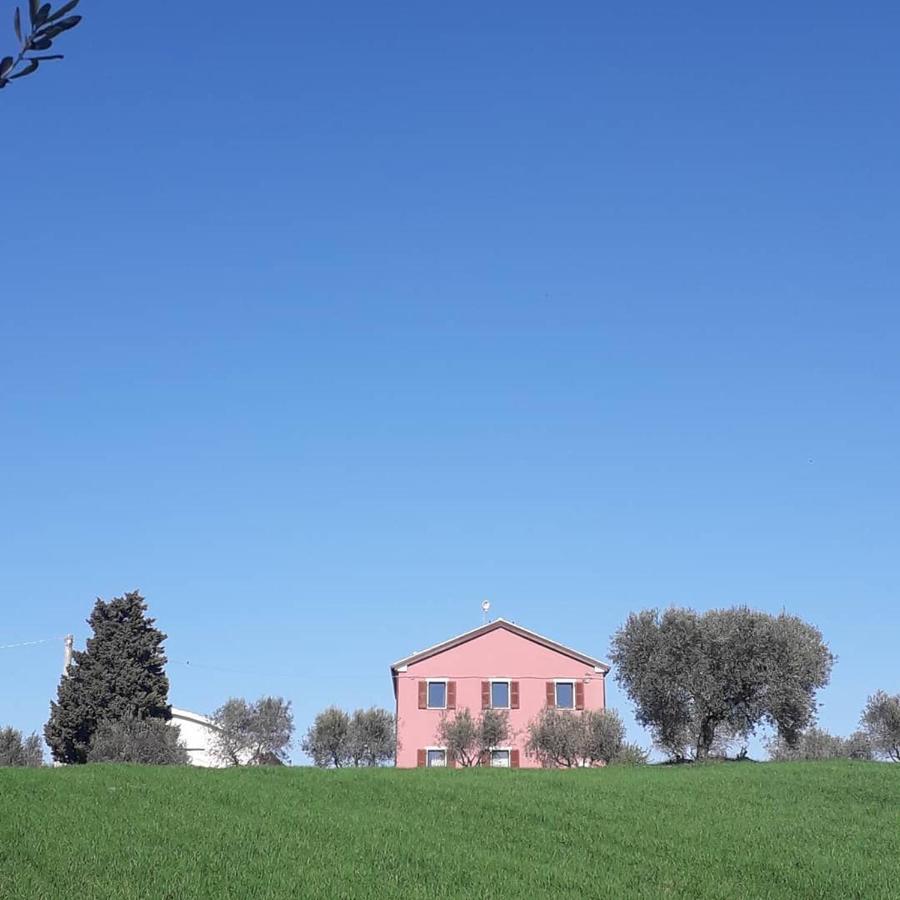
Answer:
[
  {"xmin": 427, "ymin": 680, "xmax": 447, "ymax": 709},
  {"xmin": 555, "ymin": 681, "xmax": 575, "ymax": 709},
  {"xmin": 490, "ymin": 680, "xmax": 510, "ymax": 709}
]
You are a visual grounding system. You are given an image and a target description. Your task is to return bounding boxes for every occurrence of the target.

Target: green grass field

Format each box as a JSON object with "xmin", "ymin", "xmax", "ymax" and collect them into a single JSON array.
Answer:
[{"xmin": 1, "ymin": 762, "xmax": 897, "ymax": 899}]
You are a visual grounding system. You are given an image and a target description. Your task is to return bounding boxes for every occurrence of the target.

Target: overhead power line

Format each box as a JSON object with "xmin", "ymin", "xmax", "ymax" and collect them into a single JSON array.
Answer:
[{"xmin": 0, "ymin": 636, "xmax": 64, "ymax": 652}]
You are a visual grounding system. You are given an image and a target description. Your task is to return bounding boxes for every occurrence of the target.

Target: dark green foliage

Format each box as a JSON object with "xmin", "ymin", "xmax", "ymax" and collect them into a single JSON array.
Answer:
[
  {"xmin": 860, "ymin": 690, "xmax": 900, "ymax": 762},
  {"xmin": 436, "ymin": 708, "xmax": 511, "ymax": 767},
  {"xmin": 1, "ymin": 763, "xmax": 897, "ymax": 897},
  {"xmin": 0, "ymin": 727, "xmax": 43, "ymax": 767},
  {"xmin": 87, "ymin": 717, "xmax": 190, "ymax": 765},
  {"xmin": 610, "ymin": 607, "xmax": 834, "ymax": 761},
  {"xmin": 525, "ymin": 708, "xmax": 628, "ymax": 767},
  {"xmin": 1, "ymin": 0, "xmax": 80, "ymax": 89},
  {"xmin": 766, "ymin": 727, "xmax": 874, "ymax": 761},
  {"xmin": 44, "ymin": 591, "xmax": 172, "ymax": 765},
  {"xmin": 210, "ymin": 696, "xmax": 294, "ymax": 766}
]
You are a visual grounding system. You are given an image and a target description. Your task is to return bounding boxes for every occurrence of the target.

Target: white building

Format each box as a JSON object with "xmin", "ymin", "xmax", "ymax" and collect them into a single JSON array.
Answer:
[{"xmin": 170, "ymin": 707, "xmax": 227, "ymax": 767}]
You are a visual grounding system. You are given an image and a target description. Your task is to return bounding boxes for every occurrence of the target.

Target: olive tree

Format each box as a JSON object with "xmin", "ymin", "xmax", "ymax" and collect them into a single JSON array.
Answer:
[
  {"xmin": 0, "ymin": 727, "xmax": 43, "ymax": 767},
  {"xmin": 610, "ymin": 607, "xmax": 834, "ymax": 761},
  {"xmin": 302, "ymin": 707, "xmax": 351, "ymax": 768},
  {"xmin": 860, "ymin": 691, "xmax": 900, "ymax": 762},
  {"xmin": 436, "ymin": 708, "xmax": 510, "ymax": 767},
  {"xmin": 211, "ymin": 696, "xmax": 294, "ymax": 766},
  {"xmin": 525, "ymin": 708, "xmax": 629, "ymax": 768},
  {"xmin": 2, "ymin": 0, "xmax": 82, "ymax": 89},
  {"xmin": 87, "ymin": 717, "xmax": 190, "ymax": 765},
  {"xmin": 347, "ymin": 708, "xmax": 396, "ymax": 767}
]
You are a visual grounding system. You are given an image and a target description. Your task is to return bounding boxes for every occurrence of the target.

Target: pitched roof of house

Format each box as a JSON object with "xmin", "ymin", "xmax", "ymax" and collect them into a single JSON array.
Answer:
[{"xmin": 390, "ymin": 618, "xmax": 610, "ymax": 674}]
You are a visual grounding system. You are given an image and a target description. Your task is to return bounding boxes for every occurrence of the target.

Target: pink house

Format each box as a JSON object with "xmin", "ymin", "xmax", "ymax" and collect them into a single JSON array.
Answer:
[{"xmin": 391, "ymin": 618, "xmax": 610, "ymax": 768}]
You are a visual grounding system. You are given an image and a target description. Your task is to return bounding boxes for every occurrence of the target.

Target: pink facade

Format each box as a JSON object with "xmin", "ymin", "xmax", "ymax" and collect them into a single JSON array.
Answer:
[{"xmin": 391, "ymin": 619, "xmax": 609, "ymax": 769}]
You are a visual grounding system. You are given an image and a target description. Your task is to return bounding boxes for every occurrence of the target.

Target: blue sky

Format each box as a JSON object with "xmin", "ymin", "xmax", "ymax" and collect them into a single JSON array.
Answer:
[{"xmin": 2, "ymin": 2, "xmax": 898, "ymax": 760}]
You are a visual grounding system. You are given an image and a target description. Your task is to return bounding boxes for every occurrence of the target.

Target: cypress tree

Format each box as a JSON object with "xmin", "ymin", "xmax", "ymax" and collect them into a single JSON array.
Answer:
[{"xmin": 44, "ymin": 591, "xmax": 171, "ymax": 764}]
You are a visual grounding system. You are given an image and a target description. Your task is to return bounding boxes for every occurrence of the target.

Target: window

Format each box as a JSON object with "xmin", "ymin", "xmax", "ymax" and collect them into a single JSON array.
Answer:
[
  {"xmin": 426, "ymin": 749, "xmax": 447, "ymax": 768},
  {"xmin": 427, "ymin": 680, "xmax": 447, "ymax": 709},
  {"xmin": 555, "ymin": 681, "xmax": 575, "ymax": 709},
  {"xmin": 490, "ymin": 680, "xmax": 510, "ymax": 709},
  {"xmin": 490, "ymin": 749, "xmax": 510, "ymax": 768}
]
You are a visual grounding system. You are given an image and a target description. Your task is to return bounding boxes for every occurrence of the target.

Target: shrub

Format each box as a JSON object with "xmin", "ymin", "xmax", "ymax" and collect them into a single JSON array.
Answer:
[
  {"xmin": 611, "ymin": 742, "xmax": 650, "ymax": 766},
  {"xmin": 0, "ymin": 727, "xmax": 43, "ymax": 767},
  {"xmin": 87, "ymin": 717, "xmax": 189, "ymax": 765},
  {"xmin": 766, "ymin": 727, "xmax": 873, "ymax": 762}
]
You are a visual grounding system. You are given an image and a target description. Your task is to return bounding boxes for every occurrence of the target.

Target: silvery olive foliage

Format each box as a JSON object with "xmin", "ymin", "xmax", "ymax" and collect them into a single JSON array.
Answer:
[
  {"xmin": 610, "ymin": 607, "xmax": 835, "ymax": 762},
  {"xmin": 1, "ymin": 0, "xmax": 81, "ymax": 89}
]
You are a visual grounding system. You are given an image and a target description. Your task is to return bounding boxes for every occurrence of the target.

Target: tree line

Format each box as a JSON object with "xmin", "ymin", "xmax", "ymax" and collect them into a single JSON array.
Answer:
[{"xmin": 1, "ymin": 592, "xmax": 898, "ymax": 767}]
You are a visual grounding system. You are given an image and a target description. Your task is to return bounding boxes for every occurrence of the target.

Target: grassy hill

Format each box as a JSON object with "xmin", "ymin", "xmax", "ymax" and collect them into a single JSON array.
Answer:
[{"xmin": 1, "ymin": 762, "xmax": 897, "ymax": 899}]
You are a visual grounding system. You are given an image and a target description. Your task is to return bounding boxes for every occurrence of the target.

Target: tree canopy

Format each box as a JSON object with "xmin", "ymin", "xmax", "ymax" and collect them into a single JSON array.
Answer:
[
  {"xmin": 44, "ymin": 591, "xmax": 172, "ymax": 764},
  {"xmin": 610, "ymin": 606, "xmax": 834, "ymax": 760},
  {"xmin": 210, "ymin": 696, "xmax": 294, "ymax": 766},
  {"xmin": 860, "ymin": 690, "xmax": 900, "ymax": 762}
]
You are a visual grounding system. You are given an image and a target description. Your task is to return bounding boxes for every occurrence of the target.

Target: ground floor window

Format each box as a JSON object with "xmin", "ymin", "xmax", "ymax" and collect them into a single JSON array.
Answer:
[
  {"xmin": 426, "ymin": 749, "xmax": 447, "ymax": 768},
  {"xmin": 490, "ymin": 749, "xmax": 510, "ymax": 768}
]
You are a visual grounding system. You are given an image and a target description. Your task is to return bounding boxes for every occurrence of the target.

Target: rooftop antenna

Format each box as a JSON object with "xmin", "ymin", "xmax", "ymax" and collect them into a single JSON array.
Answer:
[{"xmin": 481, "ymin": 599, "xmax": 491, "ymax": 625}]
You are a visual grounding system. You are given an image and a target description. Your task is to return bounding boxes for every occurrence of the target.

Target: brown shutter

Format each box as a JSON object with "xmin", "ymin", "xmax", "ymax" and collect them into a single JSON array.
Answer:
[
  {"xmin": 510, "ymin": 749, "xmax": 520, "ymax": 769},
  {"xmin": 545, "ymin": 682, "xmax": 555, "ymax": 707},
  {"xmin": 575, "ymin": 682, "xmax": 585, "ymax": 710},
  {"xmin": 447, "ymin": 681, "xmax": 457, "ymax": 710},
  {"xmin": 418, "ymin": 681, "xmax": 427, "ymax": 709},
  {"xmin": 448, "ymin": 751, "xmax": 457, "ymax": 769},
  {"xmin": 481, "ymin": 681, "xmax": 491, "ymax": 709},
  {"xmin": 479, "ymin": 751, "xmax": 490, "ymax": 767},
  {"xmin": 417, "ymin": 749, "xmax": 426, "ymax": 768},
  {"xmin": 510, "ymin": 681, "xmax": 520, "ymax": 709}
]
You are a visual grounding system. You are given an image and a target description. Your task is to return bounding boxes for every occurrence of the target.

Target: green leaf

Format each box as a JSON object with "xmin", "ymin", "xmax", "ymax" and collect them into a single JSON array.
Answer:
[
  {"xmin": 0, "ymin": 56, "xmax": 13, "ymax": 77},
  {"xmin": 35, "ymin": 2, "xmax": 51, "ymax": 26},
  {"xmin": 28, "ymin": 0, "xmax": 38, "ymax": 27},
  {"xmin": 9, "ymin": 58, "xmax": 38, "ymax": 78},
  {"xmin": 30, "ymin": 37, "xmax": 52, "ymax": 50},
  {"xmin": 14, "ymin": 7, "xmax": 22, "ymax": 43},
  {"xmin": 45, "ymin": 0, "xmax": 79, "ymax": 24}
]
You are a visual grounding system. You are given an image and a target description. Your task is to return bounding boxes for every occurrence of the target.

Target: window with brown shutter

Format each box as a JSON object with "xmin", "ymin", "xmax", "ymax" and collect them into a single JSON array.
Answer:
[
  {"xmin": 545, "ymin": 681, "xmax": 555, "ymax": 707},
  {"xmin": 575, "ymin": 682, "xmax": 585, "ymax": 710},
  {"xmin": 510, "ymin": 749, "xmax": 520, "ymax": 768},
  {"xmin": 510, "ymin": 681, "xmax": 520, "ymax": 709},
  {"xmin": 447, "ymin": 681, "xmax": 457, "ymax": 710},
  {"xmin": 481, "ymin": 681, "xmax": 490, "ymax": 709},
  {"xmin": 417, "ymin": 681, "xmax": 427, "ymax": 709},
  {"xmin": 417, "ymin": 748, "xmax": 426, "ymax": 767}
]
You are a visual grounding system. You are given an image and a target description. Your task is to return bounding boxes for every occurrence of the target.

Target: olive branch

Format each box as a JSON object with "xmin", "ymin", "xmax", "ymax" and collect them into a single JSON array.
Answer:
[{"xmin": 1, "ymin": 0, "xmax": 81, "ymax": 89}]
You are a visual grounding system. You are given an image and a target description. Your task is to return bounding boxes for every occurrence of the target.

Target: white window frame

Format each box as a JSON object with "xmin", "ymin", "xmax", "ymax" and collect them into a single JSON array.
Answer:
[
  {"xmin": 489, "ymin": 747, "xmax": 512, "ymax": 768},
  {"xmin": 489, "ymin": 679, "xmax": 511, "ymax": 709},
  {"xmin": 554, "ymin": 679, "xmax": 576, "ymax": 709},
  {"xmin": 425, "ymin": 746, "xmax": 448, "ymax": 768},
  {"xmin": 426, "ymin": 679, "xmax": 448, "ymax": 710}
]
